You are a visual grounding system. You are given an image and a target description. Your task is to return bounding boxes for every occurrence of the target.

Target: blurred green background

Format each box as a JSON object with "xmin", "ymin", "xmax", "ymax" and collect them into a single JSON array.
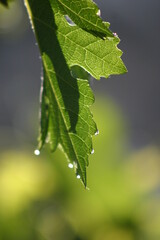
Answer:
[{"xmin": 1, "ymin": 1, "xmax": 160, "ymax": 240}]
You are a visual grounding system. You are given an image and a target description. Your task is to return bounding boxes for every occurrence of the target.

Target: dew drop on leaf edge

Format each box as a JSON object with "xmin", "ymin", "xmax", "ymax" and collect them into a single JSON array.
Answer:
[
  {"xmin": 34, "ymin": 149, "xmax": 40, "ymax": 156},
  {"xmin": 95, "ymin": 129, "xmax": 99, "ymax": 136},
  {"xmin": 96, "ymin": 9, "xmax": 101, "ymax": 16},
  {"xmin": 77, "ymin": 175, "xmax": 81, "ymax": 179},
  {"xmin": 68, "ymin": 163, "xmax": 73, "ymax": 169},
  {"xmin": 113, "ymin": 32, "xmax": 118, "ymax": 37}
]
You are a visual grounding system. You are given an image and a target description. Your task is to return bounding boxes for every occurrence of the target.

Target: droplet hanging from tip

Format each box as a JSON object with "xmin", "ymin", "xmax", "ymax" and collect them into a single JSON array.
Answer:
[
  {"xmin": 77, "ymin": 175, "xmax": 80, "ymax": 179},
  {"xmin": 34, "ymin": 149, "xmax": 40, "ymax": 156}
]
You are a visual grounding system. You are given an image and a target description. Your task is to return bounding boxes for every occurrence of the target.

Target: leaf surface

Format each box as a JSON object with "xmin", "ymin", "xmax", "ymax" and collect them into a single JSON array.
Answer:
[
  {"xmin": 25, "ymin": 0, "xmax": 127, "ymax": 186},
  {"xmin": 54, "ymin": 0, "xmax": 113, "ymax": 37}
]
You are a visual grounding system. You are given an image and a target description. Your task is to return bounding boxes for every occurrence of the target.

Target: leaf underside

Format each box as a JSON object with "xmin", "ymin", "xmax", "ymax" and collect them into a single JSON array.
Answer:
[{"xmin": 25, "ymin": 0, "xmax": 127, "ymax": 187}]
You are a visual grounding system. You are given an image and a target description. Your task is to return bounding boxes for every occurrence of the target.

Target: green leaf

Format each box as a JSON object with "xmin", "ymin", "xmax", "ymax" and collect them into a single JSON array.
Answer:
[{"xmin": 25, "ymin": 0, "xmax": 127, "ymax": 186}]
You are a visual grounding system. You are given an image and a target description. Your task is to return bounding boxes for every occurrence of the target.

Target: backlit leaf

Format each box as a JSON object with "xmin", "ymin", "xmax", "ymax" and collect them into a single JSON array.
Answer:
[{"xmin": 25, "ymin": 0, "xmax": 127, "ymax": 186}]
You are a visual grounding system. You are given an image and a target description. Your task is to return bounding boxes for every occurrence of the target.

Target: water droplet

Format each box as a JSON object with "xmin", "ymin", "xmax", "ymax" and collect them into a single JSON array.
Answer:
[
  {"xmin": 34, "ymin": 149, "xmax": 40, "ymax": 156},
  {"xmin": 96, "ymin": 9, "xmax": 101, "ymax": 16},
  {"xmin": 68, "ymin": 163, "xmax": 73, "ymax": 169},
  {"xmin": 113, "ymin": 32, "xmax": 118, "ymax": 37},
  {"xmin": 77, "ymin": 175, "xmax": 81, "ymax": 179},
  {"xmin": 91, "ymin": 149, "xmax": 94, "ymax": 154},
  {"xmin": 95, "ymin": 130, "xmax": 99, "ymax": 136}
]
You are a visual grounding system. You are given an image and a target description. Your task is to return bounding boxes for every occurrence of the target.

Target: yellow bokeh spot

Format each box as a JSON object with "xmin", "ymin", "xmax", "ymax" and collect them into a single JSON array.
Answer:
[{"xmin": 0, "ymin": 151, "xmax": 55, "ymax": 215}]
